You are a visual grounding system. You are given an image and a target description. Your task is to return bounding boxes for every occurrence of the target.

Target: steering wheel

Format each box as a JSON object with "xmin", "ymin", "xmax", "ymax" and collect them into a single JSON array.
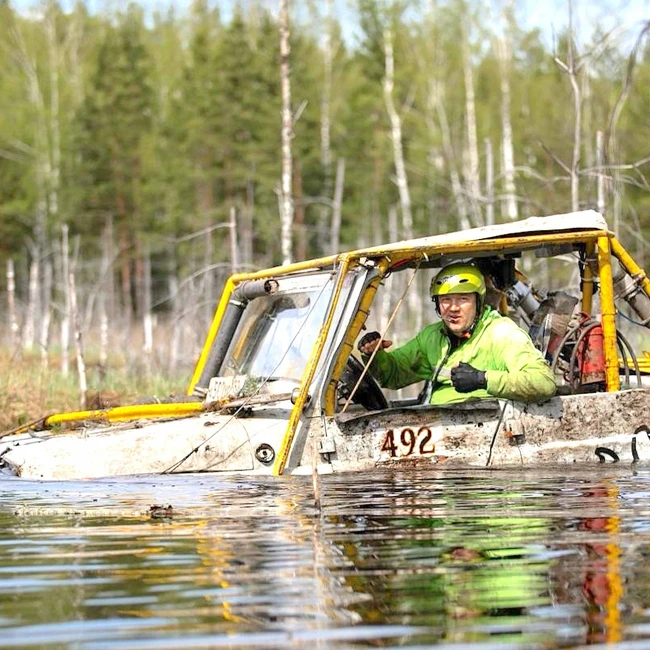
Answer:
[{"xmin": 338, "ymin": 355, "xmax": 389, "ymax": 411}]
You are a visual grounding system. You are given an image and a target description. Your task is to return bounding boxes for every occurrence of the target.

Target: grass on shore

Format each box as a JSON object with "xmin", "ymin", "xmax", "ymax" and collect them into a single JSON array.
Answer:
[{"xmin": 0, "ymin": 350, "xmax": 192, "ymax": 432}]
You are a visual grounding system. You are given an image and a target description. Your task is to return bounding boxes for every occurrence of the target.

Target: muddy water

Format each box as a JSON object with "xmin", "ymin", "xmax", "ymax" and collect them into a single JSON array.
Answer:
[{"xmin": 2, "ymin": 466, "xmax": 650, "ymax": 649}]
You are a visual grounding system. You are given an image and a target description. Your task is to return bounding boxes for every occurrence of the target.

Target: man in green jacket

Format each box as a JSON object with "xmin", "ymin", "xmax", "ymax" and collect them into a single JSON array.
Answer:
[{"xmin": 358, "ymin": 263, "xmax": 556, "ymax": 405}]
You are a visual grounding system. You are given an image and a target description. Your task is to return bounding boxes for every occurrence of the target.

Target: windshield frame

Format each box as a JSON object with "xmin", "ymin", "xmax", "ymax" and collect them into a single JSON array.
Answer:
[{"xmin": 219, "ymin": 272, "xmax": 337, "ymax": 387}]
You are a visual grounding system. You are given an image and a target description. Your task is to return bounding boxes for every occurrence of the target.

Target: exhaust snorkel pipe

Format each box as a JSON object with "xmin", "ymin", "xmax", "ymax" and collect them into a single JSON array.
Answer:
[{"xmin": 192, "ymin": 278, "xmax": 279, "ymax": 396}]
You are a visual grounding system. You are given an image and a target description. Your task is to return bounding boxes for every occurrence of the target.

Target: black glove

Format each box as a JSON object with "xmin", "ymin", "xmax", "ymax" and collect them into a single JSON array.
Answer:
[
  {"xmin": 451, "ymin": 362, "xmax": 487, "ymax": 393},
  {"xmin": 357, "ymin": 331, "xmax": 381, "ymax": 353}
]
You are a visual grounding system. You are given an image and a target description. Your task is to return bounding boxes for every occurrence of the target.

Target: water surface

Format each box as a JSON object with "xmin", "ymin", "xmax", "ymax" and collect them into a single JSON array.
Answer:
[{"xmin": 2, "ymin": 466, "xmax": 650, "ymax": 649}]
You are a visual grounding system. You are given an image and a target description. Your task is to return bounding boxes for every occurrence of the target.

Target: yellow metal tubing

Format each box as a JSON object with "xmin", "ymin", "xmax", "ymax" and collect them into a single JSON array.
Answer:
[
  {"xmin": 352, "ymin": 230, "xmax": 603, "ymax": 262},
  {"xmin": 273, "ymin": 255, "xmax": 354, "ymax": 476},
  {"xmin": 611, "ymin": 237, "xmax": 650, "ymax": 296},
  {"xmin": 44, "ymin": 402, "xmax": 204, "ymax": 429},
  {"xmin": 188, "ymin": 276, "xmax": 236, "ymax": 395},
  {"xmin": 187, "ymin": 255, "xmax": 340, "ymax": 395},
  {"xmin": 581, "ymin": 241, "xmax": 596, "ymax": 316},
  {"xmin": 323, "ymin": 259, "xmax": 390, "ymax": 415},
  {"xmin": 597, "ymin": 236, "xmax": 620, "ymax": 392}
]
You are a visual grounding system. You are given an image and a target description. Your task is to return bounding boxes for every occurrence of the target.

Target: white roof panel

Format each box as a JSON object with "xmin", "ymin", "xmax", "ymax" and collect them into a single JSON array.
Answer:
[{"xmin": 355, "ymin": 210, "xmax": 609, "ymax": 256}]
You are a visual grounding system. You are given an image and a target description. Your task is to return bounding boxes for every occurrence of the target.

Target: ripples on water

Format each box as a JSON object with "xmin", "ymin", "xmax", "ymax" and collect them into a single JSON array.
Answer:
[{"xmin": 2, "ymin": 466, "xmax": 650, "ymax": 649}]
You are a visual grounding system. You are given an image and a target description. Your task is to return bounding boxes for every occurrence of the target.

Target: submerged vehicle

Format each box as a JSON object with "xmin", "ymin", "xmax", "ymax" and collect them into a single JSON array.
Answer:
[{"xmin": 3, "ymin": 210, "xmax": 650, "ymax": 480}]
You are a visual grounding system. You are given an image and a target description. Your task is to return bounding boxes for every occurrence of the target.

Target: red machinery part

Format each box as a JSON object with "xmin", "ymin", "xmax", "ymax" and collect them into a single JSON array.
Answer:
[{"xmin": 576, "ymin": 320, "xmax": 606, "ymax": 385}]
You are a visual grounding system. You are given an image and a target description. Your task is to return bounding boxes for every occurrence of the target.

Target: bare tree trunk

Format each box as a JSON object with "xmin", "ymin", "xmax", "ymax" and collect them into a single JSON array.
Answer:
[
  {"xmin": 569, "ymin": 55, "xmax": 582, "ymax": 214},
  {"xmin": 318, "ymin": 0, "xmax": 334, "ymax": 255},
  {"xmin": 330, "ymin": 157, "xmax": 345, "ymax": 254},
  {"xmin": 383, "ymin": 29, "xmax": 419, "ymax": 329},
  {"xmin": 383, "ymin": 29, "xmax": 413, "ymax": 240},
  {"xmin": 66, "ymin": 3, "xmax": 85, "ymax": 107},
  {"xmin": 243, "ymin": 182, "xmax": 254, "ymax": 268},
  {"xmin": 293, "ymin": 159, "xmax": 307, "ymax": 261},
  {"xmin": 554, "ymin": 2, "xmax": 582, "ymax": 213},
  {"xmin": 60, "ymin": 225, "xmax": 70, "ymax": 376},
  {"xmin": 40, "ymin": 259, "xmax": 52, "ymax": 369},
  {"xmin": 582, "ymin": 66, "xmax": 594, "ymax": 175},
  {"xmin": 45, "ymin": 7, "xmax": 60, "ymax": 222},
  {"xmin": 167, "ymin": 246, "xmax": 180, "ymax": 374},
  {"xmin": 603, "ymin": 20, "xmax": 650, "ymax": 236},
  {"xmin": 495, "ymin": 28, "xmax": 517, "ymax": 221},
  {"xmin": 203, "ymin": 220, "xmax": 213, "ymax": 328},
  {"xmin": 69, "ymin": 269, "xmax": 87, "ymax": 409},
  {"xmin": 142, "ymin": 247, "xmax": 153, "ymax": 377},
  {"xmin": 98, "ymin": 297, "xmax": 108, "ymax": 382},
  {"xmin": 118, "ymin": 221, "xmax": 133, "ymax": 330},
  {"xmin": 485, "ymin": 138, "xmax": 495, "ymax": 226},
  {"xmin": 229, "ymin": 206, "xmax": 239, "ymax": 273},
  {"xmin": 462, "ymin": 25, "xmax": 482, "ymax": 226},
  {"xmin": 22, "ymin": 253, "xmax": 38, "ymax": 351},
  {"xmin": 279, "ymin": 0, "xmax": 294, "ymax": 265},
  {"xmin": 6, "ymin": 259, "xmax": 21, "ymax": 353},
  {"xmin": 428, "ymin": 80, "xmax": 470, "ymax": 231},
  {"xmin": 596, "ymin": 130, "xmax": 606, "ymax": 214},
  {"xmin": 380, "ymin": 205, "xmax": 400, "ymax": 334},
  {"xmin": 103, "ymin": 216, "xmax": 116, "ymax": 321},
  {"xmin": 11, "ymin": 24, "xmax": 49, "ymax": 252}
]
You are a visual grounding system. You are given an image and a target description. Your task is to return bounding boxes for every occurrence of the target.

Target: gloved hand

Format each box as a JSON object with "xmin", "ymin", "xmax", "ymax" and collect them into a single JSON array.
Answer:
[
  {"xmin": 358, "ymin": 331, "xmax": 393, "ymax": 355},
  {"xmin": 451, "ymin": 362, "xmax": 487, "ymax": 393}
]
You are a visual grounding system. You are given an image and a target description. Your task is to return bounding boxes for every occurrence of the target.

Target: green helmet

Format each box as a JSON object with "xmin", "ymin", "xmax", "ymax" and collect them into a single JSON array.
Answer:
[{"xmin": 430, "ymin": 263, "xmax": 486, "ymax": 299}]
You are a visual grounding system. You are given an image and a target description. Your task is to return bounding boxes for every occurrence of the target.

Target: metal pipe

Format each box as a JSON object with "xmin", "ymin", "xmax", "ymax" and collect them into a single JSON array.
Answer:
[
  {"xmin": 611, "ymin": 237, "xmax": 650, "ymax": 296},
  {"xmin": 597, "ymin": 236, "xmax": 620, "ymax": 392},
  {"xmin": 323, "ymin": 260, "xmax": 389, "ymax": 415},
  {"xmin": 189, "ymin": 279, "xmax": 280, "ymax": 396},
  {"xmin": 45, "ymin": 402, "xmax": 204, "ymax": 429},
  {"xmin": 273, "ymin": 256, "xmax": 353, "ymax": 476},
  {"xmin": 581, "ymin": 241, "xmax": 595, "ymax": 315},
  {"xmin": 188, "ymin": 276, "xmax": 236, "ymax": 395}
]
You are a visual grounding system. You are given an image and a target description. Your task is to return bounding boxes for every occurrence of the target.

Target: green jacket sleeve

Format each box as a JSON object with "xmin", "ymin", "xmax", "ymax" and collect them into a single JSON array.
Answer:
[
  {"xmin": 484, "ymin": 319, "xmax": 556, "ymax": 402},
  {"xmin": 364, "ymin": 331, "xmax": 433, "ymax": 390}
]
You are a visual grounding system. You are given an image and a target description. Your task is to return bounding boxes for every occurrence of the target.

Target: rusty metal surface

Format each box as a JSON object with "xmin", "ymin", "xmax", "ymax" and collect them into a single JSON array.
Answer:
[{"xmin": 317, "ymin": 389, "xmax": 650, "ymax": 471}]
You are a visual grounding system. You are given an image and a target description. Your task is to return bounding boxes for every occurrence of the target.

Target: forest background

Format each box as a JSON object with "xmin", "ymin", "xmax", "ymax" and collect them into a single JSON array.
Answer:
[{"xmin": 0, "ymin": 0, "xmax": 649, "ymax": 424}]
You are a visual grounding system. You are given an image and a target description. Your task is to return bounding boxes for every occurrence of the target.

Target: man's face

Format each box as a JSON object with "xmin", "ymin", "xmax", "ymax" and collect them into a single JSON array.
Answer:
[{"xmin": 438, "ymin": 293, "xmax": 477, "ymax": 336}]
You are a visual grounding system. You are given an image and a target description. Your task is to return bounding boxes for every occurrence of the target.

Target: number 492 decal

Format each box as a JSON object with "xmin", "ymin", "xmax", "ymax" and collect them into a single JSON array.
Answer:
[{"xmin": 380, "ymin": 426, "xmax": 438, "ymax": 458}]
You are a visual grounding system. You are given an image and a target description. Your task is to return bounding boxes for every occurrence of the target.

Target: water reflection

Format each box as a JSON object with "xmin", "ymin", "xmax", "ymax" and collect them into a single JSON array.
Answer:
[{"xmin": 0, "ymin": 467, "xmax": 649, "ymax": 648}]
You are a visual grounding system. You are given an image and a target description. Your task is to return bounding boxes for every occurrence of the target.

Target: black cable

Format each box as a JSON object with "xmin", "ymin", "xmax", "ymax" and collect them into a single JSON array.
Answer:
[
  {"xmin": 617, "ymin": 334, "xmax": 631, "ymax": 388},
  {"xmin": 617, "ymin": 330, "xmax": 642, "ymax": 387},
  {"xmin": 486, "ymin": 400, "xmax": 509, "ymax": 468}
]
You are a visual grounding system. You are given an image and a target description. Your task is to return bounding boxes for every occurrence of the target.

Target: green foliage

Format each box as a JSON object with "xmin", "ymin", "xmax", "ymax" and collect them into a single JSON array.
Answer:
[{"xmin": 0, "ymin": 0, "xmax": 649, "ymax": 296}]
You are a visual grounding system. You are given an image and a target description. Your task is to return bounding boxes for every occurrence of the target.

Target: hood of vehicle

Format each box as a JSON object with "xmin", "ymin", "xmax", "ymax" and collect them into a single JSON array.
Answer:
[{"xmin": 0, "ymin": 409, "xmax": 292, "ymax": 480}]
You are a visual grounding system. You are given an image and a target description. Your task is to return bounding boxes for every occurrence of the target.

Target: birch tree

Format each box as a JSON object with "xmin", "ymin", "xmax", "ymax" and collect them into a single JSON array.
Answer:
[
  {"xmin": 553, "ymin": 3, "xmax": 583, "ymax": 213},
  {"xmin": 495, "ymin": 0, "xmax": 518, "ymax": 220},
  {"xmin": 383, "ymin": 28, "xmax": 413, "ymax": 240},
  {"xmin": 319, "ymin": 0, "xmax": 334, "ymax": 254},
  {"xmin": 461, "ymin": 19, "xmax": 483, "ymax": 226},
  {"xmin": 279, "ymin": 0, "xmax": 294, "ymax": 265}
]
